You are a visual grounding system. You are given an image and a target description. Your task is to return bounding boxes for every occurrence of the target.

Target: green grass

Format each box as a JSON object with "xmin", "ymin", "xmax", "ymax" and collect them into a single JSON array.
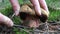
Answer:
[
  {"xmin": 0, "ymin": 0, "xmax": 60, "ymax": 34},
  {"xmin": 48, "ymin": 8, "xmax": 60, "ymax": 21},
  {"xmin": 46, "ymin": 0, "xmax": 60, "ymax": 21},
  {"xmin": 46, "ymin": 0, "xmax": 60, "ymax": 10},
  {"xmin": 0, "ymin": 0, "xmax": 28, "ymax": 34}
]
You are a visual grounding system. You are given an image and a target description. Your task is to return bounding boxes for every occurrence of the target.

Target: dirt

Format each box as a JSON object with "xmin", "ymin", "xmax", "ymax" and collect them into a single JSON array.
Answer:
[{"xmin": 0, "ymin": 21, "xmax": 60, "ymax": 34}]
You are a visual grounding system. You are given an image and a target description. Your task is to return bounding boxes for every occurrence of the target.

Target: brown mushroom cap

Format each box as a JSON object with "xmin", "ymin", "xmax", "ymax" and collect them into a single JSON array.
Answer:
[{"xmin": 20, "ymin": 4, "xmax": 49, "ymax": 22}]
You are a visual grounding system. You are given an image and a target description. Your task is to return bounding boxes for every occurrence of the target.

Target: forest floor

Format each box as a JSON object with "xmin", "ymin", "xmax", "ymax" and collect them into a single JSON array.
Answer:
[{"xmin": 0, "ymin": 0, "xmax": 60, "ymax": 34}]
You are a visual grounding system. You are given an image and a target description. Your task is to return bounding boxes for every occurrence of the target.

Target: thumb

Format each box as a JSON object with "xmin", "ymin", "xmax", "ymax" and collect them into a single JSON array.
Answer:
[{"xmin": 0, "ymin": 13, "xmax": 14, "ymax": 27}]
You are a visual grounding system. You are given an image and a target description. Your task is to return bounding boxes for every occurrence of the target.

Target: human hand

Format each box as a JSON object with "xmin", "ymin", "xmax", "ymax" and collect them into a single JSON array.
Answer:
[
  {"xmin": 10, "ymin": 0, "xmax": 49, "ymax": 16},
  {"xmin": 0, "ymin": 13, "xmax": 14, "ymax": 27},
  {"xmin": 10, "ymin": 0, "xmax": 20, "ymax": 16},
  {"xmin": 30, "ymin": 0, "xmax": 49, "ymax": 16},
  {"xmin": 9, "ymin": 0, "xmax": 50, "ymax": 28}
]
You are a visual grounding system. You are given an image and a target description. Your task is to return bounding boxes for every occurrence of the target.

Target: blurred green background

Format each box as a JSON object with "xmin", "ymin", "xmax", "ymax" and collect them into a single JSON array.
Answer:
[{"xmin": 0, "ymin": 0, "xmax": 60, "ymax": 34}]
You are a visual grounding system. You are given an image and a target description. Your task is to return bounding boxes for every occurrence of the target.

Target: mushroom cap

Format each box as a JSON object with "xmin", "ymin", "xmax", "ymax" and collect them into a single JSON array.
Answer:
[{"xmin": 20, "ymin": 4, "xmax": 49, "ymax": 22}]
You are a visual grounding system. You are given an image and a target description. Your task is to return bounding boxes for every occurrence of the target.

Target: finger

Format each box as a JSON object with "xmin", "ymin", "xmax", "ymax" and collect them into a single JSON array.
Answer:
[
  {"xmin": 10, "ymin": 0, "xmax": 20, "ymax": 16},
  {"xmin": 0, "ymin": 13, "xmax": 14, "ymax": 27},
  {"xmin": 30, "ymin": 0, "xmax": 41, "ymax": 16},
  {"xmin": 39, "ymin": 0, "xmax": 49, "ymax": 14}
]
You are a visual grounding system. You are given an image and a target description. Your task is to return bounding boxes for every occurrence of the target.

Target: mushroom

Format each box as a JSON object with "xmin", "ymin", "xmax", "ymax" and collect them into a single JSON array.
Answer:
[{"xmin": 19, "ymin": 4, "xmax": 49, "ymax": 28}]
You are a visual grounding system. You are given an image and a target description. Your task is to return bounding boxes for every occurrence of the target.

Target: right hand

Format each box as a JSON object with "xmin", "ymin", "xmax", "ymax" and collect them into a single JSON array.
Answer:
[{"xmin": 10, "ymin": 0, "xmax": 49, "ymax": 16}]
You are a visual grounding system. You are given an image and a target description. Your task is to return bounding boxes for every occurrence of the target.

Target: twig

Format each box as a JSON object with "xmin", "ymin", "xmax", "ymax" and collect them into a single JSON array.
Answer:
[
  {"xmin": 10, "ymin": 13, "xmax": 15, "ymax": 19},
  {"xmin": 44, "ymin": 21, "xmax": 49, "ymax": 34}
]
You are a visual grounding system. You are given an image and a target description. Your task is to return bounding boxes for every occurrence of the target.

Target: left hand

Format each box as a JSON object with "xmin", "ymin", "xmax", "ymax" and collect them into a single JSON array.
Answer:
[
  {"xmin": 0, "ymin": 13, "xmax": 14, "ymax": 27},
  {"xmin": 9, "ymin": 0, "xmax": 20, "ymax": 16}
]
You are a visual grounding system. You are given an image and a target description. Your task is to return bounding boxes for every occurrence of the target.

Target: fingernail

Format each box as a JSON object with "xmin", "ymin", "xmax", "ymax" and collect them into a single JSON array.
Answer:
[{"xmin": 15, "ymin": 11, "xmax": 19, "ymax": 16}]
